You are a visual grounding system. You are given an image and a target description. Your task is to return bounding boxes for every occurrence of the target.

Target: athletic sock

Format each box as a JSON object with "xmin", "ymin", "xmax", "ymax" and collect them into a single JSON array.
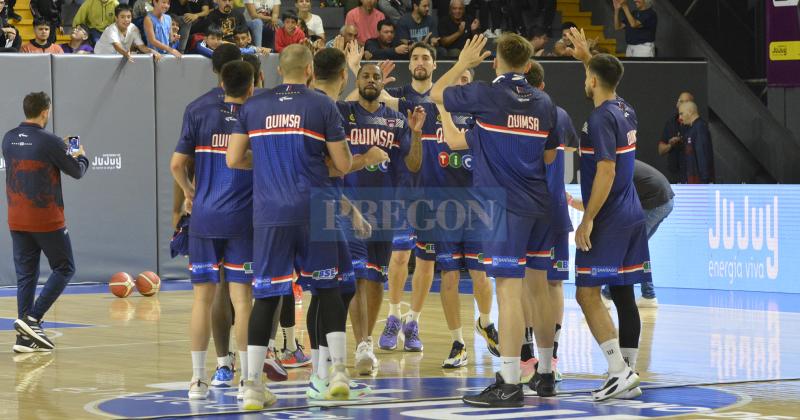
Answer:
[
  {"xmin": 500, "ymin": 356, "xmax": 521, "ymax": 384},
  {"xmin": 284, "ymin": 327, "xmax": 297, "ymax": 351},
  {"xmin": 389, "ymin": 303, "xmax": 401, "ymax": 318},
  {"xmin": 318, "ymin": 346, "xmax": 330, "ymax": 380},
  {"xmin": 450, "ymin": 328, "xmax": 464, "ymax": 344},
  {"xmin": 216, "ymin": 356, "xmax": 229, "ymax": 368},
  {"xmin": 479, "ymin": 313, "xmax": 491, "ymax": 328},
  {"xmin": 247, "ymin": 345, "xmax": 268, "ymax": 384},
  {"xmin": 327, "ymin": 331, "xmax": 346, "ymax": 366},
  {"xmin": 409, "ymin": 310, "xmax": 421, "ymax": 323},
  {"xmin": 310, "ymin": 349, "xmax": 319, "ymax": 376},
  {"xmin": 537, "ymin": 347, "xmax": 553, "ymax": 373},
  {"xmin": 238, "ymin": 351, "xmax": 248, "ymax": 381},
  {"xmin": 192, "ymin": 351, "xmax": 207, "ymax": 380},
  {"xmin": 600, "ymin": 339, "xmax": 627, "ymax": 374},
  {"xmin": 621, "ymin": 347, "xmax": 639, "ymax": 370},
  {"xmin": 553, "ymin": 324, "xmax": 562, "ymax": 359},
  {"xmin": 268, "ymin": 338, "xmax": 276, "ymax": 350}
]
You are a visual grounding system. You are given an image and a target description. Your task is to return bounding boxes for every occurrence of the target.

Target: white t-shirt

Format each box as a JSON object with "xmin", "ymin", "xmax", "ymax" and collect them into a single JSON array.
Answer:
[
  {"xmin": 94, "ymin": 23, "xmax": 145, "ymax": 54},
  {"xmin": 304, "ymin": 13, "xmax": 324, "ymax": 37},
  {"xmin": 243, "ymin": 0, "xmax": 280, "ymax": 13}
]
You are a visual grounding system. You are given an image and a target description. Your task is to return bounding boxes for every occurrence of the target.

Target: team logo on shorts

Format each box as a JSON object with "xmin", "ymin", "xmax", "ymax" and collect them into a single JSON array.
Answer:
[
  {"xmin": 191, "ymin": 263, "xmax": 217, "ymax": 275},
  {"xmin": 435, "ymin": 253, "xmax": 453, "ymax": 263},
  {"xmin": 591, "ymin": 266, "xmax": 618, "ymax": 278},
  {"xmin": 553, "ymin": 260, "xmax": 569, "ymax": 272},
  {"xmin": 491, "ymin": 256, "xmax": 521, "ymax": 268},
  {"xmin": 243, "ymin": 262, "xmax": 253, "ymax": 274},
  {"xmin": 643, "ymin": 261, "xmax": 652, "ymax": 273},
  {"xmin": 312, "ymin": 267, "xmax": 339, "ymax": 280}
]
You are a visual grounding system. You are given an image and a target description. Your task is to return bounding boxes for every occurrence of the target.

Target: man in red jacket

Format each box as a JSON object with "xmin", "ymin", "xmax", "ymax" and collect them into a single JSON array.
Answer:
[{"xmin": 2, "ymin": 92, "xmax": 90, "ymax": 353}]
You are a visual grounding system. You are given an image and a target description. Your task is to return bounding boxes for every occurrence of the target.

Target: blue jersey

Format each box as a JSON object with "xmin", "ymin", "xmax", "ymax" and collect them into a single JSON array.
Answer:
[
  {"xmin": 175, "ymin": 102, "xmax": 253, "ymax": 238},
  {"xmin": 187, "ymin": 87, "xmax": 225, "ymax": 112},
  {"xmin": 547, "ymin": 107, "xmax": 577, "ymax": 233},
  {"xmin": 578, "ymin": 97, "xmax": 645, "ymax": 232},
  {"xmin": 386, "ymin": 85, "xmax": 430, "ymax": 104},
  {"xmin": 443, "ymin": 73, "xmax": 559, "ymax": 217},
  {"xmin": 233, "ymin": 84, "xmax": 346, "ymax": 227}
]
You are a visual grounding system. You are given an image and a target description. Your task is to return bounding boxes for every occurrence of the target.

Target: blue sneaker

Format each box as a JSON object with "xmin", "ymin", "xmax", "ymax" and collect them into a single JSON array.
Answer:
[
  {"xmin": 379, "ymin": 315, "xmax": 401, "ymax": 350},
  {"xmin": 211, "ymin": 360, "xmax": 235, "ymax": 387},
  {"xmin": 402, "ymin": 319, "xmax": 423, "ymax": 352}
]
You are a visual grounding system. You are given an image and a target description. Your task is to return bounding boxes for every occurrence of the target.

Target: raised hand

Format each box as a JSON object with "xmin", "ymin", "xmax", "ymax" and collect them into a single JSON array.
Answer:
[
  {"xmin": 379, "ymin": 59, "xmax": 396, "ymax": 85},
  {"xmin": 408, "ymin": 106, "xmax": 426, "ymax": 134},
  {"xmin": 458, "ymin": 35, "xmax": 492, "ymax": 68},
  {"xmin": 565, "ymin": 27, "xmax": 592, "ymax": 64}
]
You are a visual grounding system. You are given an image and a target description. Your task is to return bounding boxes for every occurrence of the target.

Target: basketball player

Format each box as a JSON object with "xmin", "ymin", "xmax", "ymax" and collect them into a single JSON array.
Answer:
[
  {"xmin": 380, "ymin": 56, "xmax": 499, "ymax": 367},
  {"xmin": 431, "ymin": 34, "xmax": 560, "ymax": 406},
  {"xmin": 341, "ymin": 63, "xmax": 425, "ymax": 375},
  {"xmin": 378, "ymin": 43, "xmax": 438, "ymax": 353},
  {"xmin": 565, "ymin": 27, "xmax": 645, "ymax": 400},
  {"xmin": 177, "ymin": 44, "xmax": 249, "ymax": 388},
  {"xmin": 170, "ymin": 61, "xmax": 255, "ymax": 400},
  {"xmin": 227, "ymin": 44, "xmax": 353, "ymax": 408},
  {"xmin": 520, "ymin": 60, "xmax": 579, "ymax": 385}
]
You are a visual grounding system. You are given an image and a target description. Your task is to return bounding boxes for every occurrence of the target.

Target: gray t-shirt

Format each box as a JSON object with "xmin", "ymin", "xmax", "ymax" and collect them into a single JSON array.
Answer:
[{"xmin": 396, "ymin": 13, "xmax": 438, "ymax": 42}]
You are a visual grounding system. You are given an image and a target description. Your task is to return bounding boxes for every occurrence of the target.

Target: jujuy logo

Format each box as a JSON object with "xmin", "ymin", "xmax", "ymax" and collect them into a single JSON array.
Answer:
[
  {"xmin": 91, "ymin": 154, "xmax": 122, "ymax": 170},
  {"xmin": 708, "ymin": 191, "xmax": 778, "ymax": 280}
]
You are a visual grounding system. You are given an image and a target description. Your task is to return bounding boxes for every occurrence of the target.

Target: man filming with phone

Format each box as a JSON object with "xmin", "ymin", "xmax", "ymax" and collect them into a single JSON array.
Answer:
[
  {"xmin": 2, "ymin": 91, "xmax": 90, "ymax": 353},
  {"xmin": 657, "ymin": 91, "xmax": 692, "ymax": 183}
]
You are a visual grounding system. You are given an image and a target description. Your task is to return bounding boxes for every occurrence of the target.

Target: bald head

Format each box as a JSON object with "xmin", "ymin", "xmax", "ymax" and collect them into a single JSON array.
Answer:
[
  {"xmin": 678, "ymin": 101, "xmax": 699, "ymax": 125},
  {"xmin": 279, "ymin": 44, "xmax": 314, "ymax": 81},
  {"xmin": 676, "ymin": 91, "xmax": 694, "ymax": 111}
]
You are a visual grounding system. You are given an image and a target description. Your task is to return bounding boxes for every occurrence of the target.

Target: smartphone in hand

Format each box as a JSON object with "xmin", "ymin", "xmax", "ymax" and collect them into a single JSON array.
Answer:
[{"xmin": 68, "ymin": 136, "xmax": 80, "ymax": 154}]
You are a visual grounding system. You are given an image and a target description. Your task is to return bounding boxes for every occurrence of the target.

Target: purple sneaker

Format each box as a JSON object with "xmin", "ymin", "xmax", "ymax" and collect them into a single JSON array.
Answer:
[
  {"xmin": 402, "ymin": 319, "xmax": 423, "ymax": 352},
  {"xmin": 379, "ymin": 315, "xmax": 401, "ymax": 350}
]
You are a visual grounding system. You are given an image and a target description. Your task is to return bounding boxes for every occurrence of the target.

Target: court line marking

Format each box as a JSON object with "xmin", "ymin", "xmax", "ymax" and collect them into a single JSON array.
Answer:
[
  {"xmin": 83, "ymin": 375, "xmax": 800, "ymax": 420},
  {"xmin": 0, "ymin": 339, "xmax": 190, "ymax": 354}
]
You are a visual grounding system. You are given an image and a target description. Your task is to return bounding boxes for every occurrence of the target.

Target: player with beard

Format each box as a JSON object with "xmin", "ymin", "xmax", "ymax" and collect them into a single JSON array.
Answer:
[
  {"xmin": 341, "ymin": 63, "xmax": 425, "ymax": 375},
  {"xmin": 565, "ymin": 27, "xmax": 645, "ymax": 400}
]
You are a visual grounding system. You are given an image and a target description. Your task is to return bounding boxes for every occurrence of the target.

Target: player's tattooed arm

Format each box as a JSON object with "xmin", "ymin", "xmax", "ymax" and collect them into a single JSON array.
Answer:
[
  {"xmin": 435, "ymin": 104, "xmax": 468, "ymax": 150},
  {"xmin": 575, "ymin": 160, "xmax": 615, "ymax": 251},
  {"xmin": 404, "ymin": 106, "xmax": 426, "ymax": 172},
  {"xmin": 226, "ymin": 133, "xmax": 253, "ymax": 169}
]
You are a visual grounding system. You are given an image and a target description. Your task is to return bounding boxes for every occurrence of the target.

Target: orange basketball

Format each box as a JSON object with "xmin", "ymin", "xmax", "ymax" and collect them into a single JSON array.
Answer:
[
  {"xmin": 135, "ymin": 271, "xmax": 161, "ymax": 297},
  {"xmin": 109, "ymin": 272, "xmax": 135, "ymax": 298}
]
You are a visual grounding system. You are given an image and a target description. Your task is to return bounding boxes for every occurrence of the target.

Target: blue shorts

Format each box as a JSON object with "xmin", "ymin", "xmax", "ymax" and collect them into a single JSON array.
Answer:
[
  {"xmin": 349, "ymin": 238, "xmax": 392, "ymax": 283},
  {"xmin": 546, "ymin": 231, "xmax": 571, "ymax": 281},
  {"xmin": 483, "ymin": 210, "xmax": 552, "ymax": 279},
  {"xmin": 392, "ymin": 201, "xmax": 417, "ymax": 251},
  {"xmin": 416, "ymin": 212, "xmax": 485, "ymax": 272},
  {"xmin": 189, "ymin": 235, "xmax": 253, "ymax": 284},
  {"xmin": 253, "ymin": 225, "xmax": 340, "ymax": 299},
  {"xmin": 298, "ymin": 228, "xmax": 357, "ymax": 295},
  {"xmin": 575, "ymin": 223, "xmax": 652, "ymax": 287}
]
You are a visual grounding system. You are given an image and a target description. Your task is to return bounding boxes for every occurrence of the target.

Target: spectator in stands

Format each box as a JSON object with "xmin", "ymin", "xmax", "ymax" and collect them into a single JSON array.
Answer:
[
  {"xmin": 396, "ymin": 0, "xmax": 439, "ymax": 46},
  {"xmin": 658, "ymin": 91, "xmax": 692, "ymax": 182},
  {"xmin": 21, "ymin": 18, "xmax": 64, "ymax": 53},
  {"xmin": 234, "ymin": 24, "xmax": 271, "ymax": 54},
  {"xmin": 678, "ymin": 101, "xmax": 715, "ymax": 183},
  {"xmin": 527, "ymin": 25, "xmax": 548, "ymax": 56},
  {"xmin": 194, "ymin": 24, "xmax": 223, "ymax": 56},
  {"xmin": 60, "ymin": 24, "xmax": 94, "ymax": 53},
  {"xmin": 476, "ymin": 0, "xmax": 502, "ymax": 39},
  {"xmin": 30, "ymin": 0, "xmax": 63, "ymax": 44},
  {"xmin": 297, "ymin": 0, "xmax": 324, "ymax": 41},
  {"xmin": 73, "ymin": 0, "xmax": 120, "ymax": 44},
  {"xmin": 613, "ymin": 0, "xmax": 656, "ymax": 57},
  {"xmin": 325, "ymin": 24, "xmax": 358, "ymax": 48},
  {"xmin": 560, "ymin": 20, "xmax": 576, "ymax": 48},
  {"xmin": 170, "ymin": 16, "xmax": 182, "ymax": 49},
  {"xmin": 0, "ymin": 0, "xmax": 21, "ymax": 52},
  {"xmin": 365, "ymin": 18, "xmax": 408, "ymax": 59},
  {"xmin": 438, "ymin": 0, "xmax": 479, "ymax": 58},
  {"xmin": 274, "ymin": 10, "xmax": 306, "ymax": 52},
  {"xmin": 243, "ymin": 0, "xmax": 279, "ymax": 48},
  {"xmin": 552, "ymin": 39, "xmax": 568, "ymax": 56},
  {"xmin": 378, "ymin": 0, "xmax": 410, "ymax": 22},
  {"xmin": 132, "ymin": 0, "xmax": 152, "ymax": 19},
  {"xmin": 345, "ymin": 0, "xmax": 386, "ymax": 45},
  {"xmin": 206, "ymin": 0, "xmax": 247, "ymax": 42},
  {"xmin": 170, "ymin": 0, "xmax": 211, "ymax": 52},
  {"xmin": 1, "ymin": 0, "xmax": 19, "ymax": 22},
  {"xmin": 242, "ymin": 53, "xmax": 264, "ymax": 87},
  {"xmin": 95, "ymin": 4, "xmax": 159, "ymax": 61},
  {"xmin": 144, "ymin": 0, "xmax": 182, "ymax": 56}
]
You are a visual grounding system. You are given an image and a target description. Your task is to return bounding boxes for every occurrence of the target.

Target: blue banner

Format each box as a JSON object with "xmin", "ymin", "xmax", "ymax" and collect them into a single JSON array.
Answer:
[{"xmin": 565, "ymin": 185, "xmax": 797, "ymax": 293}]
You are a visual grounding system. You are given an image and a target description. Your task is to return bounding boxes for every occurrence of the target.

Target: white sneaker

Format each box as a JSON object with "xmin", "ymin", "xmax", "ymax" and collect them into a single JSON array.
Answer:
[
  {"xmin": 326, "ymin": 365, "xmax": 351, "ymax": 400},
  {"xmin": 355, "ymin": 341, "xmax": 376, "ymax": 375},
  {"xmin": 617, "ymin": 386, "xmax": 643, "ymax": 399},
  {"xmin": 242, "ymin": 380, "xmax": 277, "ymax": 410},
  {"xmin": 592, "ymin": 366, "xmax": 640, "ymax": 401},
  {"xmin": 637, "ymin": 297, "xmax": 659, "ymax": 308},
  {"xmin": 188, "ymin": 379, "xmax": 209, "ymax": 400}
]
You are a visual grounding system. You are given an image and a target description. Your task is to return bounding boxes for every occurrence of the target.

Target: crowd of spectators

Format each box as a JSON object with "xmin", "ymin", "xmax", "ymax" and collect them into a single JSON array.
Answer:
[{"xmin": 0, "ymin": 0, "xmax": 659, "ymax": 61}]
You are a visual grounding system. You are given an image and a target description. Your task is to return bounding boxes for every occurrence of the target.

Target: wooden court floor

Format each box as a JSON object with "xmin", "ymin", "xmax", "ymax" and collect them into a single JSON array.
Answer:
[{"xmin": 0, "ymin": 281, "xmax": 798, "ymax": 419}]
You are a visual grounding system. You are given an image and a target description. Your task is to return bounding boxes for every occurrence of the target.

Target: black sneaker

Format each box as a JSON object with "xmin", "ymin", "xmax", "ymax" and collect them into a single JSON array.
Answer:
[
  {"xmin": 12, "ymin": 335, "xmax": 52, "ymax": 353},
  {"xmin": 528, "ymin": 371, "xmax": 556, "ymax": 397},
  {"xmin": 14, "ymin": 316, "xmax": 55, "ymax": 350},
  {"xmin": 462, "ymin": 372, "xmax": 524, "ymax": 407}
]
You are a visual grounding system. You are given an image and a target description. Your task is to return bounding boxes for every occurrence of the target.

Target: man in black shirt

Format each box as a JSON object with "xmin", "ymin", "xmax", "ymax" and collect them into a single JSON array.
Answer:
[
  {"xmin": 204, "ymin": 0, "xmax": 247, "ymax": 42},
  {"xmin": 365, "ymin": 19, "xmax": 409, "ymax": 60},
  {"xmin": 569, "ymin": 160, "xmax": 673, "ymax": 307},
  {"xmin": 171, "ymin": 0, "xmax": 211, "ymax": 52},
  {"xmin": 613, "ymin": 0, "xmax": 656, "ymax": 57},
  {"xmin": 658, "ymin": 91, "xmax": 692, "ymax": 183},
  {"xmin": 437, "ymin": 0, "xmax": 479, "ymax": 58}
]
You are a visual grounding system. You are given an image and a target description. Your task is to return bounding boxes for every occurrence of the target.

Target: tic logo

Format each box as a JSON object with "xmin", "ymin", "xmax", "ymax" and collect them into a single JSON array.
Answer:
[
  {"xmin": 365, "ymin": 161, "xmax": 389, "ymax": 173},
  {"xmin": 438, "ymin": 152, "xmax": 473, "ymax": 170}
]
